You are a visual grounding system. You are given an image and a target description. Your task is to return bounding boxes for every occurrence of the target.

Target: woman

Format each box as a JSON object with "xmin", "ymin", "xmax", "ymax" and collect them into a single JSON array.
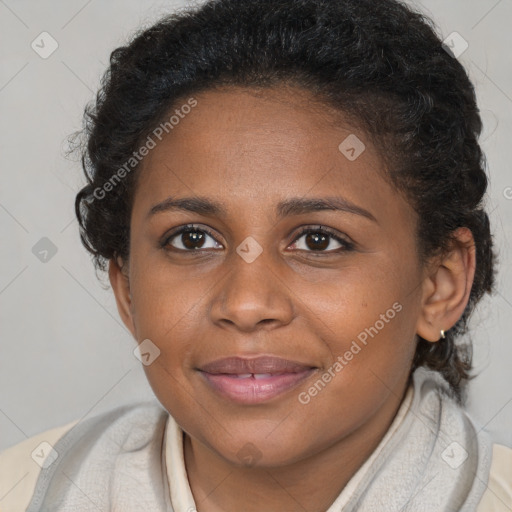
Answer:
[{"xmin": 1, "ymin": 0, "xmax": 510, "ymax": 510}]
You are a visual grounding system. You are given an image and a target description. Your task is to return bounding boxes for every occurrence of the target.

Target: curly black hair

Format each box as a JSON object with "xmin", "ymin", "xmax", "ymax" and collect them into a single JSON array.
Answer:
[{"xmin": 72, "ymin": 0, "xmax": 496, "ymax": 401}]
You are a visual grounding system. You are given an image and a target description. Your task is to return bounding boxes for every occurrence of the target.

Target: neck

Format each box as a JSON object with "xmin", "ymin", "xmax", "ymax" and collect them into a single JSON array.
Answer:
[{"xmin": 183, "ymin": 382, "xmax": 409, "ymax": 512}]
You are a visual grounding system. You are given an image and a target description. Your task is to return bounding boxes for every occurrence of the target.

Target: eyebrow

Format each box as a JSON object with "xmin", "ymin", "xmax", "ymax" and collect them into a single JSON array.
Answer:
[{"xmin": 147, "ymin": 196, "xmax": 377, "ymax": 222}]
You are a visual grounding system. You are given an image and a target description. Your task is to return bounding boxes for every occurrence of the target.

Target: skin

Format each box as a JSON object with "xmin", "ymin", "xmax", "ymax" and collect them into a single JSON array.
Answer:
[{"xmin": 109, "ymin": 84, "xmax": 476, "ymax": 512}]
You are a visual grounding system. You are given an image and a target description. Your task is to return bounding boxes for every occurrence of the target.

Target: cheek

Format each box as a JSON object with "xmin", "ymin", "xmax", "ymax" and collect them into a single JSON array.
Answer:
[
  {"xmin": 298, "ymin": 254, "xmax": 414, "ymax": 333},
  {"xmin": 126, "ymin": 256, "xmax": 242, "ymax": 397},
  {"xmin": 129, "ymin": 254, "xmax": 212, "ymax": 339},
  {"xmin": 295, "ymin": 256, "xmax": 419, "ymax": 381},
  {"xmin": 291, "ymin": 276, "xmax": 417, "ymax": 448},
  {"xmin": 128, "ymin": 261, "xmax": 205, "ymax": 414}
]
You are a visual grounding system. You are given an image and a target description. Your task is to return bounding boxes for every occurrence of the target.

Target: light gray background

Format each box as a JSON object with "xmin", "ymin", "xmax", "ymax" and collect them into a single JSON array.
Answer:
[{"xmin": 0, "ymin": 0, "xmax": 511, "ymax": 453}]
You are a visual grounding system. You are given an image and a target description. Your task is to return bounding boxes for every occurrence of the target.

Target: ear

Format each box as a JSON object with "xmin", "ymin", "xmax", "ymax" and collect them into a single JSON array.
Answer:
[
  {"xmin": 416, "ymin": 227, "xmax": 476, "ymax": 342},
  {"xmin": 108, "ymin": 257, "xmax": 136, "ymax": 338}
]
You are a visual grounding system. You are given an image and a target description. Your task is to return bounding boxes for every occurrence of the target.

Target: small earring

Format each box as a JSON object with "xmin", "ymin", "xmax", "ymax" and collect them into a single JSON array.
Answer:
[{"xmin": 439, "ymin": 329, "xmax": 446, "ymax": 340}]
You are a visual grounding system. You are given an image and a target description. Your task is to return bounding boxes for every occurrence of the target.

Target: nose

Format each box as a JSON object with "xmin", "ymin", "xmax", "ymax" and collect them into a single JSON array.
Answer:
[{"xmin": 209, "ymin": 246, "xmax": 295, "ymax": 333}]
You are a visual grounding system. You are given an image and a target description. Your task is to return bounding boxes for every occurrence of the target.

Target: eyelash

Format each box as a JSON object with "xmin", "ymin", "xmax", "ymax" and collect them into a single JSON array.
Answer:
[
  {"xmin": 161, "ymin": 223, "xmax": 355, "ymax": 254},
  {"xmin": 292, "ymin": 226, "xmax": 355, "ymax": 253}
]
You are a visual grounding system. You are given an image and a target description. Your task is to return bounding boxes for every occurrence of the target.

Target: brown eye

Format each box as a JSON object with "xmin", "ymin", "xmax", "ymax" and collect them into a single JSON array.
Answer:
[
  {"xmin": 180, "ymin": 230, "xmax": 207, "ymax": 249},
  {"xmin": 163, "ymin": 225, "xmax": 223, "ymax": 251},
  {"xmin": 290, "ymin": 226, "xmax": 354, "ymax": 253},
  {"xmin": 304, "ymin": 232, "xmax": 329, "ymax": 251}
]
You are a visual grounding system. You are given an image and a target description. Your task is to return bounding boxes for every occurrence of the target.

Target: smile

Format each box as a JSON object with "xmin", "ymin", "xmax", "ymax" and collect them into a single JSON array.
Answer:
[{"xmin": 197, "ymin": 356, "xmax": 317, "ymax": 404}]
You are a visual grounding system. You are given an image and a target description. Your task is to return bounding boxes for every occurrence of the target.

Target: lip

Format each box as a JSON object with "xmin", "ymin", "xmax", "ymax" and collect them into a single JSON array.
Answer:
[{"xmin": 197, "ymin": 356, "xmax": 317, "ymax": 404}]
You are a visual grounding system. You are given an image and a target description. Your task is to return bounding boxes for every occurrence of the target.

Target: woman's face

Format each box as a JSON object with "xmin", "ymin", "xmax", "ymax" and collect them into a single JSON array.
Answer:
[{"xmin": 115, "ymin": 85, "xmax": 427, "ymax": 467}]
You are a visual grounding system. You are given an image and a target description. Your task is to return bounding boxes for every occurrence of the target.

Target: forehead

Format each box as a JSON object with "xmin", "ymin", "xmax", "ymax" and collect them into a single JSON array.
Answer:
[{"xmin": 132, "ymin": 85, "xmax": 409, "ymax": 224}]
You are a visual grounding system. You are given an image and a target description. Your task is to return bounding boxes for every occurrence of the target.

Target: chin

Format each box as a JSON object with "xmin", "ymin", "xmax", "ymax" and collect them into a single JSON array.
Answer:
[{"xmin": 207, "ymin": 432, "xmax": 313, "ymax": 469}]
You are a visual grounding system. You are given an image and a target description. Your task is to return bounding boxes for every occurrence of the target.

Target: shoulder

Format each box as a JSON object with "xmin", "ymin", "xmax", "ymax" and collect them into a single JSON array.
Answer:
[
  {"xmin": 478, "ymin": 443, "xmax": 512, "ymax": 511},
  {"xmin": 0, "ymin": 400, "xmax": 167, "ymax": 512},
  {"xmin": 0, "ymin": 420, "xmax": 78, "ymax": 512}
]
